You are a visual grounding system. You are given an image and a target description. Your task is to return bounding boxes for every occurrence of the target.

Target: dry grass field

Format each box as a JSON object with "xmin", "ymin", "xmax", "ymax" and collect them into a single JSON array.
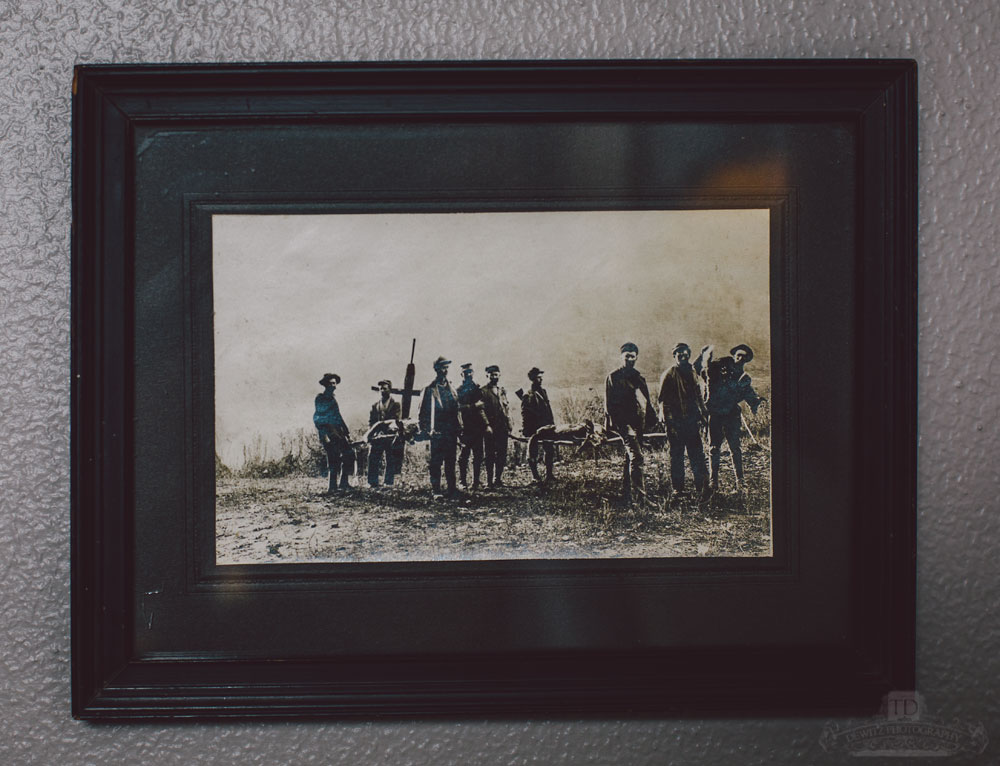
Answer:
[{"xmin": 216, "ymin": 426, "xmax": 772, "ymax": 564}]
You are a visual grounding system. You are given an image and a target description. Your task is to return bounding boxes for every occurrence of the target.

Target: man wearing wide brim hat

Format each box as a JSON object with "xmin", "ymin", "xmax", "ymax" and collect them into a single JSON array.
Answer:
[
  {"xmin": 729, "ymin": 344, "xmax": 765, "ymax": 418},
  {"xmin": 729, "ymin": 343, "xmax": 766, "ymax": 490},
  {"xmin": 520, "ymin": 366, "xmax": 556, "ymax": 482},
  {"xmin": 730, "ymin": 344, "xmax": 754, "ymax": 365},
  {"xmin": 418, "ymin": 356, "xmax": 461, "ymax": 498},
  {"xmin": 696, "ymin": 344, "xmax": 766, "ymax": 495},
  {"xmin": 314, "ymin": 373, "xmax": 354, "ymax": 493},
  {"xmin": 519, "ymin": 367, "xmax": 553, "ymax": 436}
]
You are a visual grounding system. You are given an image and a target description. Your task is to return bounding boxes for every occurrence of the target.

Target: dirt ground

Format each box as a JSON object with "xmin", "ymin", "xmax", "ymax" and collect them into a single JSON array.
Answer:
[{"xmin": 216, "ymin": 443, "xmax": 772, "ymax": 564}]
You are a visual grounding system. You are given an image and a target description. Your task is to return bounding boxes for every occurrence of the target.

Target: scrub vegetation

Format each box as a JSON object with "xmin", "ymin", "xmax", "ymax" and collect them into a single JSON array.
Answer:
[{"xmin": 215, "ymin": 395, "xmax": 772, "ymax": 564}]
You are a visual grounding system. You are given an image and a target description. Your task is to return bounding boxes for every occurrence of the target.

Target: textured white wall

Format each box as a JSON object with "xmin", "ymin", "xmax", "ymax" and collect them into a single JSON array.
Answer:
[{"xmin": 1, "ymin": 1, "xmax": 997, "ymax": 763}]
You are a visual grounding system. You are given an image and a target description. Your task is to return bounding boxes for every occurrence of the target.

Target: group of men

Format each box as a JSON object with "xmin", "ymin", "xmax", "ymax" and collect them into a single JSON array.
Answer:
[
  {"xmin": 417, "ymin": 358, "xmax": 514, "ymax": 499},
  {"xmin": 313, "ymin": 340, "xmax": 765, "ymax": 503},
  {"xmin": 607, "ymin": 341, "xmax": 766, "ymax": 505}
]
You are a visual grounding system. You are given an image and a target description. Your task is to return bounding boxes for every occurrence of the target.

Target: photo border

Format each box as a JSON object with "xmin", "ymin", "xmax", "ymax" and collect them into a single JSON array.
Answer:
[
  {"xmin": 194, "ymin": 193, "xmax": 790, "ymax": 579},
  {"xmin": 72, "ymin": 60, "xmax": 916, "ymax": 718}
]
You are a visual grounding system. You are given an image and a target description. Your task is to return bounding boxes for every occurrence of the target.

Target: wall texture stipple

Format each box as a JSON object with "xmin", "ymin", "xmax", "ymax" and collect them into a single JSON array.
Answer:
[{"xmin": 1, "ymin": 1, "xmax": 997, "ymax": 763}]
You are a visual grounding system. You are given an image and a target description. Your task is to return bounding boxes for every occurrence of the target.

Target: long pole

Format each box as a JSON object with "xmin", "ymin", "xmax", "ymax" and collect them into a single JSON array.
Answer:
[{"xmin": 401, "ymin": 338, "xmax": 417, "ymax": 418}]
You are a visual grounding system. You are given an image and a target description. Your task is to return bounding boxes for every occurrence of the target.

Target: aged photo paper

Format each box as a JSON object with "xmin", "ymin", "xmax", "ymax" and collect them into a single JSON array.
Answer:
[{"xmin": 213, "ymin": 209, "xmax": 771, "ymax": 563}]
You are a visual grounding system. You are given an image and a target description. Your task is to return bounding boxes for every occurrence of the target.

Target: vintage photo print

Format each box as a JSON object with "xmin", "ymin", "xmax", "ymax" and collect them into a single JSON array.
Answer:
[{"xmin": 213, "ymin": 209, "xmax": 772, "ymax": 563}]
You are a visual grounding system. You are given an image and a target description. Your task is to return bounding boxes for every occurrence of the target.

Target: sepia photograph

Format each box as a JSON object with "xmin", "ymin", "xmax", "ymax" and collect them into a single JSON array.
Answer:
[{"xmin": 213, "ymin": 208, "xmax": 772, "ymax": 563}]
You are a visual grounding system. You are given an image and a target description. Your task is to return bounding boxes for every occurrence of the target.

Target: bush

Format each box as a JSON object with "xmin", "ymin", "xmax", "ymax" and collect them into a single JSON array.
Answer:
[
  {"xmin": 233, "ymin": 429, "xmax": 327, "ymax": 479},
  {"xmin": 557, "ymin": 389, "xmax": 605, "ymax": 425},
  {"xmin": 215, "ymin": 452, "xmax": 233, "ymax": 479}
]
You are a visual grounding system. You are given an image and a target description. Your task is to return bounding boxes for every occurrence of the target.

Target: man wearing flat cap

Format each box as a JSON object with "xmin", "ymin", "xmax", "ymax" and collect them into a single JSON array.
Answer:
[
  {"xmin": 520, "ymin": 366, "xmax": 556, "ymax": 482},
  {"xmin": 605, "ymin": 342, "xmax": 655, "ymax": 504},
  {"xmin": 418, "ymin": 356, "xmax": 462, "ymax": 499},
  {"xmin": 314, "ymin": 373, "xmax": 354, "ymax": 493},
  {"xmin": 480, "ymin": 365, "xmax": 512, "ymax": 487},
  {"xmin": 457, "ymin": 363, "xmax": 491, "ymax": 491},
  {"xmin": 368, "ymin": 379, "xmax": 403, "ymax": 488},
  {"xmin": 657, "ymin": 343, "xmax": 710, "ymax": 497}
]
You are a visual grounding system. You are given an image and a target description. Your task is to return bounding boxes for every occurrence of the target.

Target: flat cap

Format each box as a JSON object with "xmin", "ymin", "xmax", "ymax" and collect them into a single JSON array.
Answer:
[
  {"xmin": 620, "ymin": 342, "xmax": 639, "ymax": 354},
  {"xmin": 527, "ymin": 366, "xmax": 544, "ymax": 380}
]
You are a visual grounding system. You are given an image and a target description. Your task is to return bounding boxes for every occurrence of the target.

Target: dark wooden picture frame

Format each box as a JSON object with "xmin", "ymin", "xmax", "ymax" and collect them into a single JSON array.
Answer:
[{"xmin": 72, "ymin": 60, "xmax": 916, "ymax": 718}]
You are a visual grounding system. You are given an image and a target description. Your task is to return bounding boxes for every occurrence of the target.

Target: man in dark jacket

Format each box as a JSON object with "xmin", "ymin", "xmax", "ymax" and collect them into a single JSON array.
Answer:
[
  {"xmin": 731, "ymin": 344, "xmax": 766, "ymax": 415},
  {"xmin": 368, "ymin": 378, "xmax": 403, "ymax": 487},
  {"xmin": 480, "ymin": 364, "xmax": 512, "ymax": 487},
  {"xmin": 519, "ymin": 367, "xmax": 556, "ymax": 482},
  {"xmin": 695, "ymin": 344, "xmax": 765, "ymax": 494},
  {"xmin": 605, "ymin": 342, "xmax": 655, "ymax": 504},
  {"xmin": 418, "ymin": 356, "xmax": 462, "ymax": 499},
  {"xmin": 457, "ymin": 363, "xmax": 491, "ymax": 491},
  {"xmin": 314, "ymin": 373, "xmax": 354, "ymax": 493},
  {"xmin": 657, "ymin": 342, "xmax": 709, "ymax": 496}
]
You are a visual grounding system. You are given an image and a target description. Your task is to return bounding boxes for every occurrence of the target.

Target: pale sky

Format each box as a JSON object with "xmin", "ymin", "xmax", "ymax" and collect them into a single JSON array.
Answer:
[{"xmin": 213, "ymin": 209, "xmax": 770, "ymax": 467}]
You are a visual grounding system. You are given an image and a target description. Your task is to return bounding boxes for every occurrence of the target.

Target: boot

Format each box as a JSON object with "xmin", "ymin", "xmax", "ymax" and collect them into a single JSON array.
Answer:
[
  {"xmin": 695, "ymin": 479, "xmax": 711, "ymax": 501},
  {"xmin": 327, "ymin": 458, "xmax": 341, "ymax": 493},
  {"xmin": 632, "ymin": 462, "xmax": 647, "ymax": 504}
]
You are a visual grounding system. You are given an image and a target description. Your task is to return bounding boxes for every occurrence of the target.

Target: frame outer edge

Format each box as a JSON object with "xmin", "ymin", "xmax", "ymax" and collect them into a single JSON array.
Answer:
[{"xmin": 70, "ymin": 60, "xmax": 918, "ymax": 718}]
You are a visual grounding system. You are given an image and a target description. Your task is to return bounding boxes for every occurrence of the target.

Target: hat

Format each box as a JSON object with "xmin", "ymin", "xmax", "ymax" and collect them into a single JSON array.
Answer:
[
  {"xmin": 672, "ymin": 342, "xmax": 691, "ymax": 355},
  {"xmin": 485, "ymin": 364, "xmax": 500, "ymax": 374},
  {"xmin": 620, "ymin": 342, "xmax": 639, "ymax": 354},
  {"xmin": 432, "ymin": 356, "xmax": 451, "ymax": 370},
  {"xmin": 319, "ymin": 373, "xmax": 340, "ymax": 386},
  {"xmin": 377, "ymin": 379, "xmax": 392, "ymax": 388},
  {"xmin": 460, "ymin": 363, "xmax": 473, "ymax": 371},
  {"xmin": 730, "ymin": 344, "xmax": 754, "ymax": 363},
  {"xmin": 527, "ymin": 366, "xmax": 544, "ymax": 380}
]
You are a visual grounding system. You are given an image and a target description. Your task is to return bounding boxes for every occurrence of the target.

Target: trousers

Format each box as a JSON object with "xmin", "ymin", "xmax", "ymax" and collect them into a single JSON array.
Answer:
[
  {"xmin": 708, "ymin": 409, "xmax": 744, "ymax": 483},
  {"xmin": 367, "ymin": 441, "xmax": 399, "ymax": 486},
  {"xmin": 429, "ymin": 433, "xmax": 458, "ymax": 494},
  {"xmin": 527, "ymin": 439, "xmax": 555, "ymax": 481},
  {"xmin": 484, "ymin": 429, "xmax": 509, "ymax": 484},
  {"xmin": 667, "ymin": 418, "xmax": 709, "ymax": 491},
  {"xmin": 459, "ymin": 432, "xmax": 485, "ymax": 487},
  {"xmin": 618, "ymin": 424, "xmax": 645, "ymax": 503},
  {"xmin": 318, "ymin": 426, "xmax": 355, "ymax": 492}
]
